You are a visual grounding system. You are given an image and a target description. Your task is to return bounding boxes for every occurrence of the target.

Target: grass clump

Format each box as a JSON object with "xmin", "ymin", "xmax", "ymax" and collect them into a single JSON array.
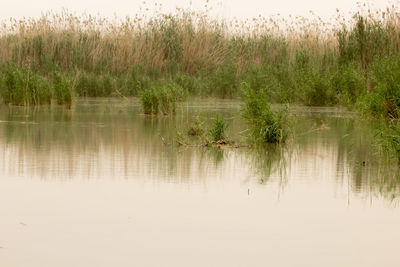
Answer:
[
  {"xmin": 241, "ymin": 83, "xmax": 289, "ymax": 144},
  {"xmin": 0, "ymin": 62, "xmax": 51, "ymax": 106},
  {"xmin": 358, "ymin": 56, "xmax": 400, "ymax": 119},
  {"xmin": 331, "ymin": 63, "xmax": 367, "ymax": 107},
  {"xmin": 208, "ymin": 115, "xmax": 227, "ymax": 142},
  {"xmin": 158, "ymin": 81, "xmax": 186, "ymax": 115},
  {"xmin": 378, "ymin": 120, "xmax": 400, "ymax": 157},
  {"xmin": 139, "ymin": 80, "xmax": 186, "ymax": 115},
  {"xmin": 52, "ymin": 72, "xmax": 74, "ymax": 108},
  {"xmin": 140, "ymin": 88, "xmax": 159, "ymax": 115}
]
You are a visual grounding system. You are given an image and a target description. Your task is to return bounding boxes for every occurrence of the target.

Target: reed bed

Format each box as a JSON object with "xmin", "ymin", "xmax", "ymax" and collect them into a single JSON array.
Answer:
[
  {"xmin": 0, "ymin": 4, "xmax": 400, "ymax": 117},
  {"xmin": 2, "ymin": 5, "xmax": 399, "ymax": 102},
  {"xmin": 2, "ymin": 3, "xmax": 400, "ymax": 150}
]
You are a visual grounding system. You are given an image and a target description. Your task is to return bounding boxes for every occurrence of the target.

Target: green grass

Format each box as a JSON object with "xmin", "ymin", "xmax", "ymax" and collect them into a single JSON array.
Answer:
[
  {"xmin": 1, "ymin": 10, "xmax": 400, "ymax": 107},
  {"xmin": 0, "ymin": 62, "xmax": 51, "ymax": 106},
  {"xmin": 140, "ymin": 88, "xmax": 159, "ymax": 115},
  {"xmin": 241, "ymin": 82, "xmax": 290, "ymax": 144},
  {"xmin": 53, "ymin": 72, "xmax": 74, "ymax": 108},
  {"xmin": 2, "ymin": 6, "xmax": 400, "ymax": 157},
  {"xmin": 208, "ymin": 115, "xmax": 227, "ymax": 142}
]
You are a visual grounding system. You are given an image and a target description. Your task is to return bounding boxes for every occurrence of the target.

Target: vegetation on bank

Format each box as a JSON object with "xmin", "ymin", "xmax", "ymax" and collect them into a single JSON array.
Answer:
[
  {"xmin": 0, "ymin": 6, "xmax": 399, "ymax": 103},
  {"xmin": 1, "ymin": 5, "xmax": 400, "ymax": 149}
]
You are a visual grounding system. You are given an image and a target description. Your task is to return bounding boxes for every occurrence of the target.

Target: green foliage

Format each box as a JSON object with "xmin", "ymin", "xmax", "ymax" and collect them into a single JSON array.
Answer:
[
  {"xmin": 157, "ymin": 83, "xmax": 177, "ymax": 115},
  {"xmin": 241, "ymin": 82, "xmax": 289, "ymax": 143},
  {"xmin": 208, "ymin": 115, "xmax": 227, "ymax": 142},
  {"xmin": 119, "ymin": 66, "xmax": 152, "ymax": 96},
  {"xmin": 358, "ymin": 56, "xmax": 400, "ymax": 119},
  {"xmin": 207, "ymin": 62, "xmax": 238, "ymax": 98},
  {"xmin": 374, "ymin": 118, "xmax": 400, "ymax": 162},
  {"xmin": 338, "ymin": 16, "xmax": 391, "ymax": 69},
  {"xmin": 0, "ymin": 62, "xmax": 51, "ymax": 106},
  {"xmin": 302, "ymin": 68, "xmax": 336, "ymax": 106},
  {"xmin": 3, "ymin": 12, "xmax": 400, "ymax": 111},
  {"xmin": 173, "ymin": 73, "xmax": 196, "ymax": 94},
  {"xmin": 53, "ymin": 72, "xmax": 73, "ymax": 107},
  {"xmin": 140, "ymin": 88, "xmax": 159, "ymax": 115},
  {"xmin": 331, "ymin": 63, "xmax": 367, "ymax": 106},
  {"xmin": 75, "ymin": 72, "xmax": 116, "ymax": 97}
]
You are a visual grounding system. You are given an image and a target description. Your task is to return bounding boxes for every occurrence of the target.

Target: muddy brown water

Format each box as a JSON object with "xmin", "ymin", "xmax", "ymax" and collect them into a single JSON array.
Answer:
[{"xmin": 0, "ymin": 98, "xmax": 399, "ymax": 267}]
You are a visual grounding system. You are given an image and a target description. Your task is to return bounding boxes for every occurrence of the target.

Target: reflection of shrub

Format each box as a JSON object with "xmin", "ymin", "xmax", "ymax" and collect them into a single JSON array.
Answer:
[{"xmin": 241, "ymin": 82, "xmax": 289, "ymax": 143}]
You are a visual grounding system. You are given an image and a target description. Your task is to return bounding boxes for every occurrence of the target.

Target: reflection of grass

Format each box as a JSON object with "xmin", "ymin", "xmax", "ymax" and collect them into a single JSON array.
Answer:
[{"xmin": 244, "ymin": 144, "xmax": 291, "ymax": 186}]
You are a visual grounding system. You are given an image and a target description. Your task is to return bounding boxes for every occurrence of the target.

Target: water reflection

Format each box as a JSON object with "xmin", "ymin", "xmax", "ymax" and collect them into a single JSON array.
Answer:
[{"xmin": 0, "ymin": 99, "xmax": 399, "ymax": 201}]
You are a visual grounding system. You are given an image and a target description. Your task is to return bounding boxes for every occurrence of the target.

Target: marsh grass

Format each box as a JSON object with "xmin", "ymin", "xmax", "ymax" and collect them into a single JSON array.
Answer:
[
  {"xmin": 139, "ymin": 80, "xmax": 186, "ymax": 115},
  {"xmin": 52, "ymin": 72, "xmax": 74, "ymax": 108},
  {"xmin": 3, "ymin": 5, "xmax": 400, "ymax": 102},
  {"xmin": 241, "ymin": 83, "xmax": 290, "ymax": 144},
  {"xmin": 0, "ymin": 62, "xmax": 51, "ymax": 106},
  {"xmin": 140, "ymin": 88, "xmax": 159, "ymax": 115},
  {"xmin": 208, "ymin": 115, "xmax": 227, "ymax": 142},
  {"xmin": 3, "ymin": 4, "xmax": 400, "ymax": 158}
]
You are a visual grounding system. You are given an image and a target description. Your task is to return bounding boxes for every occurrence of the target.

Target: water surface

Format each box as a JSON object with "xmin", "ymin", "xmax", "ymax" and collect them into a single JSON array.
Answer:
[{"xmin": 0, "ymin": 98, "xmax": 399, "ymax": 267}]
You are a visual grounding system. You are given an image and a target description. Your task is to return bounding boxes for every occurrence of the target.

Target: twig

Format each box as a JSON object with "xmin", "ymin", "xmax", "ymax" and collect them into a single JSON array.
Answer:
[{"xmin": 114, "ymin": 89, "xmax": 129, "ymax": 100}]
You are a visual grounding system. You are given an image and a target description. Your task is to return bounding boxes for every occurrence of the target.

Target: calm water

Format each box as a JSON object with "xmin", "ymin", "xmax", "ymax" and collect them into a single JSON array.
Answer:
[{"xmin": 0, "ymin": 98, "xmax": 399, "ymax": 267}]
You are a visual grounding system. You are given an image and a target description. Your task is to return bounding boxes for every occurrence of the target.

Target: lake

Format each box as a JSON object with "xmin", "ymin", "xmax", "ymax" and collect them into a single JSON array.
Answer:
[{"xmin": 0, "ymin": 98, "xmax": 399, "ymax": 267}]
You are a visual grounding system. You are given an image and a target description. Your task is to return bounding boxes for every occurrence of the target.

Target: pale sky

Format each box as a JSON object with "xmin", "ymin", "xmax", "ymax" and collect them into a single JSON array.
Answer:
[{"xmin": 0, "ymin": 0, "xmax": 395, "ymax": 20}]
